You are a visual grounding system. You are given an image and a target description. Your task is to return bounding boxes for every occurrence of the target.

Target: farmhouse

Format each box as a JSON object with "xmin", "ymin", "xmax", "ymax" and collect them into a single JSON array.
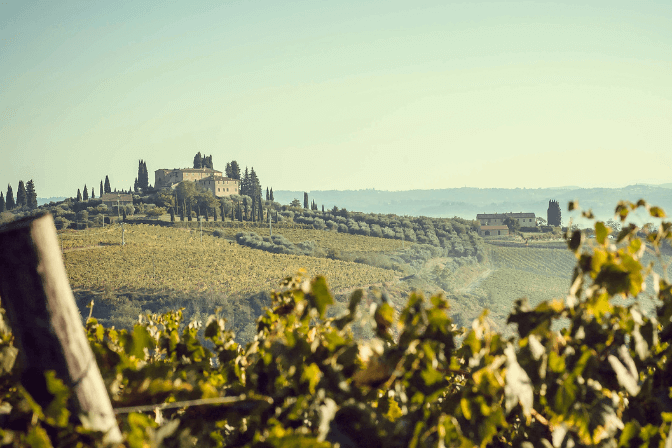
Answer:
[
  {"xmin": 196, "ymin": 175, "xmax": 240, "ymax": 198},
  {"xmin": 479, "ymin": 225, "xmax": 509, "ymax": 237},
  {"xmin": 100, "ymin": 193, "xmax": 133, "ymax": 209},
  {"xmin": 154, "ymin": 167, "xmax": 223, "ymax": 190},
  {"xmin": 476, "ymin": 212, "xmax": 536, "ymax": 227},
  {"xmin": 154, "ymin": 167, "xmax": 240, "ymax": 198}
]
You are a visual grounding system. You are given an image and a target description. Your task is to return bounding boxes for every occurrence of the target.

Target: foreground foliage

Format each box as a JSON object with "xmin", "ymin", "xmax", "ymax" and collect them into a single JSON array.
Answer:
[{"xmin": 1, "ymin": 199, "xmax": 672, "ymax": 446}]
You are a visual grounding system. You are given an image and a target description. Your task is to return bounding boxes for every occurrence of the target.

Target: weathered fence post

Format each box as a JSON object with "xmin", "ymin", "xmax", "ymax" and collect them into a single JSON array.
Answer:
[{"xmin": 0, "ymin": 213, "xmax": 122, "ymax": 443}]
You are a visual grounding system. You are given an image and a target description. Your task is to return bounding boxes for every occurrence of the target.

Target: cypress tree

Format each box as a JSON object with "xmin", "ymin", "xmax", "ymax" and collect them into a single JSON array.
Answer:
[
  {"xmin": 26, "ymin": 180, "xmax": 37, "ymax": 209},
  {"xmin": 193, "ymin": 152, "xmax": 202, "ymax": 169},
  {"xmin": 225, "ymin": 162, "xmax": 232, "ymax": 178},
  {"xmin": 270, "ymin": 188, "xmax": 274, "ymax": 201},
  {"xmin": 258, "ymin": 196, "xmax": 263, "ymax": 221},
  {"xmin": 187, "ymin": 203, "xmax": 192, "ymax": 221},
  {"xmin": 266, "ymin": 187, "xmax": 270, "ymax": 201},
  {"xmin": 231, "ymin": 203, "xmax": 234, "ymax": 221},
  {"xmin": 220, "ymin": 203, "xmax": 225, "ymax": 222},
  {"xmin": 322, "ymin": 204, "xmax": 325, "ymax": 213},
  {"xmin": 91, "ymin": 187, "xmax": 95, "ymax": 199},
  {"xmin": 137, "ymin": 160, "xmax": 149, "ymax": 191},
  {"xmin": 180, "ymin": 202, "xmax": 185, "ymax": 221},
  {"xmin": 100, "ymin": 180, "xmax": 104, "ymax": 198},
  {"xmin": 238, "ymin": 202, "xmax": 243, "ymax": 222},
  {"xmin": 83, "ymin": 185, "xmax": 89, "ymax": 201},
  {"xmin": 204, "ymin": 207, "xmax": 209, "ymax": 221},
  {"xmin": 170, "ymin": 207, "xmax": 175, "ymax": 222},
  {"xmin": 230, "ymin": 161, "xmax": 241, "ymax": 180},
  {"xmin": 143, "ymin": 161, "xmax": 148, "ymax": 190},
  {"xmin": 6, "ymin": 185, "xmax": 14, "ymax": 210},
  {"xmin": 304, "ymin": 192, "xmax": 308, "ymax": 209},
  {"xmin": 122, "ymin": 208, "xmax": 127, "ymax": 222},
  {"xmin": 16, "ymin": 181, "xmax": 27, "ymax": 207},
  {"xmin": 0, "ymin": 192, "xmax": 5, "ymax": 212},
  {"xmin": 241, "ymin": 167, "xmax": 250, "ymax": 196},
  {"xmin": 251, "ymin": 197, "xmax": 256, "ymax": 223},
  {"xmin": 104, "ymin": 176, "xmax": 111, "ymax": 194},
  {"xmin": 249, "ymin": 167, "xmax": 261, "ymax": 198},
  {"xmin": 76, "ymin": 189, "xmax": 82, "ymax": 202}
]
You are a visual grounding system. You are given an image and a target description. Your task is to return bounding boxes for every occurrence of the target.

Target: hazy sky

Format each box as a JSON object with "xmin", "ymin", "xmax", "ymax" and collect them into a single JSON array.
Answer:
[{"xmin": 1, "ymin": 0, "xmax": 671, "ymax": 197}]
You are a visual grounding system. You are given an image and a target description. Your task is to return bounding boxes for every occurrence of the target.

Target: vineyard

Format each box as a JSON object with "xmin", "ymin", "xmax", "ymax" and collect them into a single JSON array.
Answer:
[
  {"xmin": 59, "ymin": 224, "xmax": 399, "ymax": 295},
  {"xmin": 488, "ymin": 245, "xmax": 576, "ymax": 278},
  {"xmin": 3, "ymin": 198, "xmax": 672, "ymax": 447}
]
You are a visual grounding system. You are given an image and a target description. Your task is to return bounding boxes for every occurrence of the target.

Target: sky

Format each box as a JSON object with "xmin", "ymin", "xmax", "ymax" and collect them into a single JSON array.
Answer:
[{"xmin": 1, "ymin": 0, "xmax": 671, "ymax": 198}]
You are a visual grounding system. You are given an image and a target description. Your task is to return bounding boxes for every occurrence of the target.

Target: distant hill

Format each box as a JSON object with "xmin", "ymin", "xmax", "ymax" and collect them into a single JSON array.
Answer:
[
  {"xmin": 37, "ymin": 197, "xmax": 68, "ymax": 206},
  {"xmin": 274, "ymin": 184, "xmax": 672, "ymax": 222}
]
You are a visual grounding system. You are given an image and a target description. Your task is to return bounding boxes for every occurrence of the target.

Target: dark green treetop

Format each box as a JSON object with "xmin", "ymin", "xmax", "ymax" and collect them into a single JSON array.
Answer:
[
  {"xmin": 16, "ymin": 181, "xmax": 26, "ymax": 208},
  {"xmin": 6, "ymin": 184, "xmax": 15, "ymax": 210}
]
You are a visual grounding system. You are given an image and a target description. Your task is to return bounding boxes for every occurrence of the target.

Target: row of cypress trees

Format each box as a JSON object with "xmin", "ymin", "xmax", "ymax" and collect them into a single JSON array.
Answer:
[
  {"xmin": 75, "ymin": 176, "xmax": 113, "ymax": 202},
  {"xmin": 1, "ymin": 180, "xmax": 37, "ymax": 212}
]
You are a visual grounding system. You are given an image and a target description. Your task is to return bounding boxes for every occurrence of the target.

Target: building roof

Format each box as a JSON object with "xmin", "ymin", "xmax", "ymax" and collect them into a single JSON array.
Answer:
[
  {"xmin": 480, "ymin": 225, "xmax": 509, "ymax": 230},
  {"xmin": 477, "ymin": 212, "xmax": 535, "ymax": 219},
  {"xmin": 100, "ymin": 193, "xmax": 133, "ymax": 202},
  {"xmin": 155, "ymin": 168, "xmax": 223, "ymax": 174}
]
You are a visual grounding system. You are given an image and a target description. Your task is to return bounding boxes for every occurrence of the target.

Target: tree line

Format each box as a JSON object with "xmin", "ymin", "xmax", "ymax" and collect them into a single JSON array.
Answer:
[{"xmin": 1, "ymin": 180, "xmax": 37, "ymax": 212}]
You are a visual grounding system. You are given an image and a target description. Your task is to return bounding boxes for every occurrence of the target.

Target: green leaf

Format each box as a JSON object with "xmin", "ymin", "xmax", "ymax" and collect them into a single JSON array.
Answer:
[
  {"xmin": 568, "ymin": 229, "xmax": 582, "ymax": 253},
  {"xmin": 649, "ymin": 206, "xmax": 666, "ymax": 218},
  {"xmin": 301, "ymin": 363, "xmax": 321, "ymax": 394},
  {"xmin": 124, "ymin": 412, "xmax": 157, "ymax": 448},
  {"xmin": 44, "ymin": 371, "xmax": 71, "ymax": 428},
  {"xmin": 460, "ymin": 397, "xmax": 472, "ymax": 420},
  {"xmin": 618, "ymin": 421, "xmax": 640, "ymax": 446},
  {"xmin": 374, "ymin": 302, "xmax": 395, "ymax": 339},
  {"xmin": 548, "ymin": 351, "xmax": 565, "ymax": 373},
  {"xmin": 384, "ymin": 397, "xmax": 403, "ymax": 422},
  {"xmin": 595, "ymin": 222, "xmax": 609, "ymax": 245},
  {"xmin": 24, "ymin": 426, "xmax": 52, "ymax": 448},
  {"xmin": 310, "ymin": 276, "xmax": 334, "ymax": 319},
  {"xmin": 421, "ymin": 366, "xmax": 445, "ymax": 387}
]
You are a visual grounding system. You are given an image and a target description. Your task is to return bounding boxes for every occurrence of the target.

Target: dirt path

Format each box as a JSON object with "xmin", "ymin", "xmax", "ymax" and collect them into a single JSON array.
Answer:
[{"xmin": 458, "ymin": 268, "xmax": 494, "ymax": 294}]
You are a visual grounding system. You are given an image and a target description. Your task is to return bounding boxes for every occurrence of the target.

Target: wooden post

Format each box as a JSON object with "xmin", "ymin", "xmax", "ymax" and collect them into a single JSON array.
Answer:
[{"xmin": 0, "ymin": 213, "xmax": 122, "ymax": 444}]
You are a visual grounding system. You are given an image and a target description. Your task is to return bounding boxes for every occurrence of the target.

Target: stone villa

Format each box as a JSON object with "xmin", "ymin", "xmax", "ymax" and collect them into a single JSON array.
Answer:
[
  {"xmin": 476, "ymin": 212, "xmax": 536, "ymax": 227},
  {"xmin": 476, "ymin": 212, "xmax": 536, "ymax": 237},
  {"xmin": 154, "ymin": 167, "xmax": 240, "ymax": 198}
]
